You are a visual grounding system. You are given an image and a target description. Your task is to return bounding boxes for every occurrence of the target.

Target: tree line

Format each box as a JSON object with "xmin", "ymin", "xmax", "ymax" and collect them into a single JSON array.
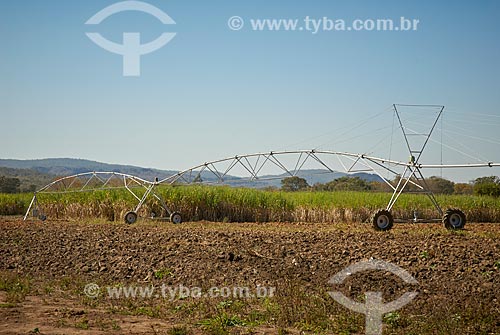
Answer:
[
  {"xmin": 280, "ymin": 175, "xmax": 500, "ymax": 197},
  {"xmin": 1, "ymin": 173, "xmax": 500, "ymax": 197},
  {"xmin": 0, "ymin": 176, "xmax": 36, "ymax": 193}
]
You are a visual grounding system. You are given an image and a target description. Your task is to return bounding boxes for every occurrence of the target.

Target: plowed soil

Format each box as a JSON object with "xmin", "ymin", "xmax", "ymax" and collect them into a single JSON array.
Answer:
[{"xmin": 0, "ymin": 217, "xmax": 499, "ymax": 334}]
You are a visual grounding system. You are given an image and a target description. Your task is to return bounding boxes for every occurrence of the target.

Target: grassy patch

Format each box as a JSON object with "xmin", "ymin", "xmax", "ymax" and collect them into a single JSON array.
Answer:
[
  {"xmin": 154, "ymin": 268, "xmax": 174, "ymax": 280},
  {"xmin": 0, "ymin": 272, "xmax": 31, "ymax": 302},
  {"xmin": 74, "ymin": 317, "xmax": 90, "ymax": 330},
  {"xmin": 199, "ymin": 312, "xmax": 246, "ymax": 334},
  {"xmin": 168, "ymin": 325, "xmax": 190, "ymax": 335},
  {"xmin": 133, "ymin": 305, "xmax": 161, "ymax": 318}
]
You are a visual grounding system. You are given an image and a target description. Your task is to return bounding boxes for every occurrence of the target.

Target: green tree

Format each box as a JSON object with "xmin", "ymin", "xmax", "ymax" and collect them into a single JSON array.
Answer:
[
  {"xmin": 281, "ymin": 176, "xmax": 309, "ymax": 192},
  {"xmin": 323, "ymin": 176, "xmax": 372, "ymax": 192},
  {"xmin": 426, "ymin": 176, "xmax": 455, "ymax": 194},
  {"xmin": 311, "ymin": 182, "xmax": 326, "ymax": 192},
  {"xmin": 0, "ymin": 176, "xmax": 21, "ymax": 193},
  {"xmin": 474, "ymin": 176, "xmax": 500, "ymax": 197},
  {"xmin": 370, "ymin": 181, "xmax": 393, "ymax": 192},
  {"xmin": 391, "ymin": 175, "xmax": 419, "ymax": 192},
  {"xmin": 21, "ymin": 184, "xmax": 37, "ymax": 193},
  {"xmin": 391, "ymin": 175, "xmax": 454, "ymax": 194},
  {"xmin": 454, "ymin": 183, "xmax": 473, "ymax": 195}
]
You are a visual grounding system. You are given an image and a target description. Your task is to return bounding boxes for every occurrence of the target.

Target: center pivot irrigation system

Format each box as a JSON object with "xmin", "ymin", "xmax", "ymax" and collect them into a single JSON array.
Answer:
[{"xmin": 24, "ymin": 105, "xmax": 500, "ymax": 230}]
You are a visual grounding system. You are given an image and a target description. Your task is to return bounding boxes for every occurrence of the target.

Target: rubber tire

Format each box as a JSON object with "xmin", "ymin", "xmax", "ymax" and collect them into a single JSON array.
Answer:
[
  {"xmin": 38, "ymin": 214, "xmax": 47, "ymax": 221},
  {"xmin": 170, "ymin": 212, "xmax": 182, "ymax": 224},
  {"xmin": 443, "ymin": 208, "xmax": 466, "ymax": 230},
  {"xmin": 372, "ymin": 209, "xmax": 394, "ymax": 231},
  {"xmin": 124, "ymin": 211, "xmax": 138, "ymax": 224}
]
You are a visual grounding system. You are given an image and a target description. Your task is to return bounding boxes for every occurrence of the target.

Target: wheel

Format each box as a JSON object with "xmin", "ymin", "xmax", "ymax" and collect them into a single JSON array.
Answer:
[
  {"xmin": 38, "ymin": 214, "xmax": 47, "ymax": 221},
  {"xmin": 372, "ymin": 209, "xmax": 394, "ymax": 231},
  {"xmin": 124, "ymin": 211, "xmax": 138, "ymax": 224},
  {"xmin": 170, "ymin": 212, "xmax": 182, "ymax": 224},
  {"xmin": 443, "ymin": 208, "xmax": 466, "ymax": 230}
]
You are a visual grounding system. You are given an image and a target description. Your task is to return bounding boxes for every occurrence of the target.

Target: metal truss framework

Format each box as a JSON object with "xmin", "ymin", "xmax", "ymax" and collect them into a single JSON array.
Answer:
[
  {"xmin": 24, "ymin": 172, "xmax": 175, "ymax": 222},
  {"xmin": 24, "ymin": 150, "xmax": 499, "ymax": 222},
  {"xmin": 24, "ymin": 104, "xmax": 500, "ymax": 229}
]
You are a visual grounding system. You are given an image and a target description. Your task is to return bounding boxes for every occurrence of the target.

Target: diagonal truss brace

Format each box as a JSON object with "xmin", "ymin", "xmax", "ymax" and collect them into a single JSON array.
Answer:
[{"xmin": 386, "ymin": 164, "xmax": 443, "ymax": 217}]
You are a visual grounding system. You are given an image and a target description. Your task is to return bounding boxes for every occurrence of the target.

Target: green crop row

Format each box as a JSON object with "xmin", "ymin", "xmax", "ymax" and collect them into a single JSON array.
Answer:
[{"xmin": 2, "ymin": 185, "xmax": 500, "ymax": 222}]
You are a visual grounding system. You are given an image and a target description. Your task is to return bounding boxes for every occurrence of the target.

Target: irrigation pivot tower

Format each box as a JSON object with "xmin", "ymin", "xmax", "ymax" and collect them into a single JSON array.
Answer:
[
  {"xmin": 372, "ymin": 104, "xmax": 458, "ymax": 230},
  {"xmin": 24, "ymin": 104, "xmax": 500, "ymax": 230}
]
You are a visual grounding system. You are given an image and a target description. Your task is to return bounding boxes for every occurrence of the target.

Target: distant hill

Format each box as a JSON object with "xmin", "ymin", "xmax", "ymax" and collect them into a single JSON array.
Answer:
[
  {"xmin": 0, "ymin": 158, "xmax": 178, "ymax": 181},
  {"xmin": 0, "ymin": 158, "xmax": 384, "ymax": 191}
]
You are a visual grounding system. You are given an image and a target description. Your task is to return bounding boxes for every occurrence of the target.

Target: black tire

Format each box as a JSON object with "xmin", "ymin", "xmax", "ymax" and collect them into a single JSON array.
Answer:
[
  {"xmin": 124, "ymin": 211, "xmax": 138, "ymax": 224},
  {"xmin": 372, "ymin": 209, "xmax": 394, "ymax": 231},
  {"xmin": 443, "ymin": 208, "xmax": 466, "ymax": 230},
  {"xmin": 170, "ymin": 212, "xmax": 182, "ymax": 224},
  {"xmin": 38, "ymin": 214, "xmax": 47, "ymax": 221}
]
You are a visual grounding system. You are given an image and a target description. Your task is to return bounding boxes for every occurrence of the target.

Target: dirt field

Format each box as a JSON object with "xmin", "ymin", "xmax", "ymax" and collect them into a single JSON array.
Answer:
[{"xmin": 1, "ymin": 216, "xmax": 499, "ymax": 334}]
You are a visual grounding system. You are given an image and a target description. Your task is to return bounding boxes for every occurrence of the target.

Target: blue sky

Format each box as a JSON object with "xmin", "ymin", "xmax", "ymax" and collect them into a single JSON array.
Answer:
[{"xmin": 1, "ymin": 0, "xmax": 499, "ymax": 181}]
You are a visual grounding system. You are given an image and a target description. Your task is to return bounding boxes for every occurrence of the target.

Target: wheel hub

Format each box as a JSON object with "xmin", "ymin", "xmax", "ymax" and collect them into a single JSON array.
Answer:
[
  {"xmin": 377, "ymin": 215, "xmax": 390, "ymax": 228},
  {"xmin": 450, "ymin": 213, "xmax": 462, "ymax": 227}
]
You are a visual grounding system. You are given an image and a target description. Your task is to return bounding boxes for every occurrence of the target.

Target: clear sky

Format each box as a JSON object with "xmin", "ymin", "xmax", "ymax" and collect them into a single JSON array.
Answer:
[{"xmin": 1, "ymin": 0, "xmax": 499, "ymax": 182}]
